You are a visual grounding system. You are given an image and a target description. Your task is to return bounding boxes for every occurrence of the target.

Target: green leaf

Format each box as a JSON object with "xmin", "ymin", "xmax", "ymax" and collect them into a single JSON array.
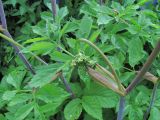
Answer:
[
  {"xmin": 128, "ymin": 106, "xmax": 143, "ymax": 120},
  {"xmin": 137, "ymin": 0, "xmax": 149, "ymax": 5},
  {"xmin": 89, "ymin": 29, "xmax": 102, "ymax": 42},
  {"xmin": 29, "ymin": 42, "xmax": 55, "ymax": 52},
  {"xmin": 0, "ymin": 114, "xmax": 6, "ymax": 120},
  {"xmin": 56, "ymin": 7, "xmax": 68, "ymax": 23},
  {"xmin": 61, "ymin": 21, "xmax": 79, "ymax": 35},
  {"xmin": 24, "ymin": 37, "xmax": 48, "ymax": 44},
  {"xmin": 83, "ymin": 82, "xmax": 119, "ymax": 108},
  {"xmin": 109, "ymin": 52, "xmax": 125, "ymax": 70},
  {"xmin": 64, "ymin": 98, "xmax": 82, "ymax": 120},
  {"xmin": 77, "ymin": 15, "xmax": 93, "ymax": 38},
  {"xmin": 128, "ymin": 38, "xmax": 144, "ymax": 67},
  {"xmin": 39, "ymin": 102, "xmax": 60, "ymax": 115},
  {"xmin": 8, "ymin": 93, "xmax": 32, "ymax": 106},
  {"xmin": 9, "ymin": 0, "xmax": 17, "ymax": 7},
  {"xmin": 14, "ymin": 102, "xmax": 34, "ymax": 120},
  {"xmin": 29, "ymin": 63, "xmax": 64, "ymax": 88},
  {"xmin": 2, "ymin": 91, "xmax": 16, "ymax": 101},
  {"xmin": 82, "ymin": 96, "xmax": 103, "ymax": 120},
  {"xmin": 149, "ymin": 107, "xmax": 160, "ymax": 120},
  {"xmin": 40, "ymin": 11, "xmax": 53, "ymax": 21},
  {"xmin": 6, "ymin": 69, "xmax": 26, "ymax": 89},
  {"xmin": 78, "ymin": 66, "xmax": 91, "ymax": 88},
  {"xmin": 97, "ymin": 14, "xmax": 113, "ymax": 25},
  {"xmin": 50, "ymin": 51, "xmax": 72, "ymax": 62},
  {"xmin": 36, "ymin": 83, "xmax": 69, "ymax": 103},
  {"xmin": 127, "ymin": 25, "xmax": 141, "ymax": 34},
  {"xmin": 6, "ymin": 74, "xmax": 17, "ymax": 89}
]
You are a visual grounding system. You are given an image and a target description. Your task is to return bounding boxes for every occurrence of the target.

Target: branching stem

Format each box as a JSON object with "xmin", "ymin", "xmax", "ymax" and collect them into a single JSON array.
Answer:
[
  {"xmin": 117, "ymin": 96, "xmax": 125, "ymax": 120},
  {"xmin": 78, "ymin": 38, "xmax": 124, "ymax": 92},
  {"xmin": 126, "ymin": 40, "xmax": 160, "ymax": 94},
  {"xmin": 0, "ymin": 32, "xmax": 47, "ymax": 65}
]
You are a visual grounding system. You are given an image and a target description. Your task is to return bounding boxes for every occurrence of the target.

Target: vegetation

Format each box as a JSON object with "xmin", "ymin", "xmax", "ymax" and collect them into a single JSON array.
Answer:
[{"xmin": 0, "ymin": 0, "xmax": 160, "ymax": 120}]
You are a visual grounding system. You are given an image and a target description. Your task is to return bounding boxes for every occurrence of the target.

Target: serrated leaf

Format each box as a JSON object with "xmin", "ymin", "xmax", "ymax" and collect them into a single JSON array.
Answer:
[
  {"xmin": 50, "ymin": 51, "xmax": 72, "ymax": 62},
  {"xmin": 36, "ymin": 83, "xmax": 69, "ymax": 103},
  {"xmin": 149, "ymin": 107, "xmax": 160, "ymax": 120},
  {"xmin": 40, "ymin": 11, "xmax": 53, "ymax": 21},
  {"xmin": 14, "ymin": 102, "xmax": 34, "ymax": 120},
  {"xmin": 64, "ymin": 98, "xmax": 82, "ymax": 120},
  {"xmin": 77, "ymin": 15, "xmax": 93, "ymax": 38},
  {"xmin": 128, "ymin": 38, "xmax": 144, "ymax": 67},
  {"xmin": 6, "ymin": 74, "xmax": 17, "ymax": 89},
  {"xmin": 61, "ymin": 21, "xmax": 79, "ymax": 35},
  {"xmin": 78, "ymin": 66, "xmax": 91, "ymax": 88},
  {"xmin": 2, "ymin": 91, "xmax": 16, "ymax": 101},
  {"xmin": 6, "ymin": 69, "xmax": 26, "ymax": 89},
  {"xmin": 97, "ymin": 14, "xmax": 113, "ymax": 25},
  {"xmin": 84, "ymin": 82, "xmax": 119, "ymax": 108},
  {"xmin": 8, "ymin": 93, "xmax": 32, "ymax": 106},
  {"xmin": 56, "ymin": 7, "xmax": 68, "ymax": 23},
  {"xmin": 82, "ymin": 96, "xmax": 103, "ymax": 120},
  {"xmin": 128, "ymin": 106, "xmax": 143, "ymax": 120},
  {"xmin": 29, "ymin": 63, "xmax": 64, "ymax": 88}
]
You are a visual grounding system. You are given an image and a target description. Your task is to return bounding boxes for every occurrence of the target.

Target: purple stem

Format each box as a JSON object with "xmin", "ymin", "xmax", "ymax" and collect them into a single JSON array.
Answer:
[
  {"xmin": 143, "ymin": 81, "xmax": 159, "ymax": 120},
  {"xmin": 59, "ymin": 73, "xmax": 75, "ymax": 98},
  {"xmin": 51, "ymin": 0, "xmax": 57, "ymax": 19},
  {"xmin": 0, "ymin": 0, "xmax": 35, "ymax": 75},
  {"xmin": 126, "ymin": 41, "xmax": 160, "ymax": 94},
  {"xmin": 117, "ymin": 96, "xmax": 125, "ymax": 120}
]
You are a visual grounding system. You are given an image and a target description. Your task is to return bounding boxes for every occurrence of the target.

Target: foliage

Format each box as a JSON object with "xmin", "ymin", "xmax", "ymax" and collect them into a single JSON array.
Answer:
[{"xmin": 0, "ymin": 0, "xmax": 160, "ymax": 120}]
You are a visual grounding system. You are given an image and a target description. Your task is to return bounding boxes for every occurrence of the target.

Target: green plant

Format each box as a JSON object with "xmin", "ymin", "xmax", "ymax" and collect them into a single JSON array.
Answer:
[{"xmin": 0, "ymin": 0, "xmax": 160, "ymax": 120}]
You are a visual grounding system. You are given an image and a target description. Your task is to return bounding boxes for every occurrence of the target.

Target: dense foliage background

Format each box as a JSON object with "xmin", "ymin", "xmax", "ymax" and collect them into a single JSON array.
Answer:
[{"xmin": 0, "ymin": 0, "xmax": 160, "ymax": 120}]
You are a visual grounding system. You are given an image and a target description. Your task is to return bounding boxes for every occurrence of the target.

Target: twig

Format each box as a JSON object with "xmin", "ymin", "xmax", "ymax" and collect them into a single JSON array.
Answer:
[
  {"xmin": 0, "ymin": 32, "xmax": 48, "ymax": 65},
  {"xmin": 0, "ymin": 0, "xmax": 36, "ymax": 74},
  {"xmin": 59, "ymin": 73, "xmax": 75, "ymax": 98},
  {"xmin": 117, "ymin": 96, "xmax": 125, "ymax": 120},
  {"xmin": 143, "ymin": 79, "xmax": 159, "ymax": 120},
  {"xmin": 78, "ymin": 38, "xmax": 124, "ymax": 92},
  {"xmin": 126, "ymin": 40, "xmax": 160, "ymax": 94}
]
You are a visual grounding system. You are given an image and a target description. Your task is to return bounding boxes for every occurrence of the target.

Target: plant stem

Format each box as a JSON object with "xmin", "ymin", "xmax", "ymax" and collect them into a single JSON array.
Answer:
[
  {"xmin": 0, "ymin": 32, "xmax": 48, "ymax": 65},
  {"xmin": 143, "ymin": 79, "xmax": 159, "ymax": 120},
  {"xmin": 0, "ymin": 0, "xmax": 36, "ymax": 74},
  {"xmin": 117, "ymin": 96, "xmax": 125, "ymax": 120},
  {"xmin": 78, "ymin": 38, "xmax": 124, "ymax": 92},
  {"xmin": 52, "ymin": 41, "xmax": 75, "ymax": 58},
  {"xmin": 126, "ymin": 40, "xmax": 160, "ymax": 94},
  {"xmin": 99, "ymin": 0, "xmax": 103, "ymax": 5},
  {"xmin": 51, "ymin": 0, "xmax": 57, "ymax": 19},
  {"xmin": 59, "ymin": 73, "xmax": 75, "ymax": 98}
]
